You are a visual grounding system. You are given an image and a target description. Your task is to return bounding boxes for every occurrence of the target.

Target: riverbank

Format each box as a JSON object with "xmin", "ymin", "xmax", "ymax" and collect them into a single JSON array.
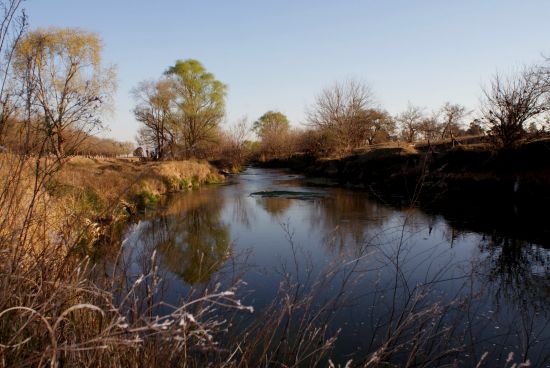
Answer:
[
  {"xmin": 258, "ymin": 138, "xmax": 550, "ymax": 244},
  {"xmin": 51, "ymin": 156, "xmax": 224, "ymax": 215},
  {"xmin": 37, "ymin": 157, "xmax": 225, "ymax": 253},
  {"xmin": 260, "ymin": 139, "xmax": 550, "ymax": 202},
  {"xmin": 0, "ymin": 154, "xmax": 230, "ymax": 367}
]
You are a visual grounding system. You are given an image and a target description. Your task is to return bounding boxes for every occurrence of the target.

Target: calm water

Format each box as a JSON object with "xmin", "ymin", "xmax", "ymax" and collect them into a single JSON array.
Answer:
[{"xmin": 122, "ymin": 167, "xmax": 550, "ymax": 366}]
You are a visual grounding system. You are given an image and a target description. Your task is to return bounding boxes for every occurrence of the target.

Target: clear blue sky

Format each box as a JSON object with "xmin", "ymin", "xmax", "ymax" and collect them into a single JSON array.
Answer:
[{"xmin": 25, "ymin": 0, "xmax": 550, "ymax": 142}]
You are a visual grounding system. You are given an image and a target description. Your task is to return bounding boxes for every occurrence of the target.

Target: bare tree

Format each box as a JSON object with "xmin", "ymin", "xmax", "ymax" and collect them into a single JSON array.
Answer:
[
  {"xmin": 219, "ymin": 116, "xmax": 251, "ymax": 168},
  {"xmin": 0, "ymin": 0, "xmax": 26, "ymax": 145},
  {"xmin": 440, "ymin": 102, "xmax": 468, "ymax": 139},
  {"xmin": 466, "ymin": 120, "xmax": 485, "ymax": 136},
  {"xmin": 361, "ymin": 108, "xmax": 396, "ymax": 145},
  {"xmin": 416, "ymin": 112, "xmax": 441, "ymax": 142},
  {"xmin": 397, "ymin": 104, "xmax": 425, "ymax": 143},
  {"xmin": 14, "ymin": 27, "xmax": 116, "ymax": 157},
  {"xmin": 480, "ymin": 65, "xmax": 550, "ymax": 148},
  {"xmin": 133, "ymin": 78, "xmax": 176, "ymax": 159},
  {"xmin": 308, "ymin": 79, "xmax": 375, "ymax": 153}
]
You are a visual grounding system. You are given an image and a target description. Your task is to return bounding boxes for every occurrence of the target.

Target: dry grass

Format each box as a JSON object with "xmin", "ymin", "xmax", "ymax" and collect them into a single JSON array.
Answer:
[
  {"xmin": 315, "ymin": 141, "xmax": 418, "ymax": 161},
  {"xmin": 55, "ymin": 157, "xmax": 223, "ymax": 203}
]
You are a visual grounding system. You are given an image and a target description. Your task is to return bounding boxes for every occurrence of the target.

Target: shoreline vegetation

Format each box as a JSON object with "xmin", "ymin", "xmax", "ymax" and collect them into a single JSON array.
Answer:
[
  {"xmin": 53, "ymin": 156, "xmax": 224, "ymax": 213},
  {"xmin": 29, "ymin": 155, "xmax": 225, "ymax": 225},
  {"xmin": 258, "ymin": 135, "xmax": 550, "ymax": 209}
]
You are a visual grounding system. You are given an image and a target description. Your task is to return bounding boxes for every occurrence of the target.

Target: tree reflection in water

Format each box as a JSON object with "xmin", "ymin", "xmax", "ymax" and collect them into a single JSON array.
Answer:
[
  {"xmin": 136, "ymin": 188, "xmax": 231, "ymax": 284},
  {"xmin": 477, "ymin": 235, "xmax": 549, "ymax": 310},
  {"xmin": 474, "ymin": 235, "xmax": 550, "ymax": 363},
  {"xmin": 255, "ymin": 196, "xmax": 293, "ymax": 218}
]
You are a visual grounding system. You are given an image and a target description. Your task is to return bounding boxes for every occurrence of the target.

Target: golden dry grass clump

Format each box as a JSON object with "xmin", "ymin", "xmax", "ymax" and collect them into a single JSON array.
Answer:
[{"xmin": 53, "ymin": 157, "xmax": 223, "ymax": 205}]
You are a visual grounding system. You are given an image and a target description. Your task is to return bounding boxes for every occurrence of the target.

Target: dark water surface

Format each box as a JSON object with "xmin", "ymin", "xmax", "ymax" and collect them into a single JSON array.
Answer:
[{"xmin": 122, "ymin": 167, "xmax": 550, "ymax": 366}]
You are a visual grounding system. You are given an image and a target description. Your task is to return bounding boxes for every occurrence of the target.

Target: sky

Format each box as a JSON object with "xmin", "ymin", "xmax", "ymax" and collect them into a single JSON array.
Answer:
[{"xmin": 24, "ymin": 0, "xmax": 550, "ymax": 142}]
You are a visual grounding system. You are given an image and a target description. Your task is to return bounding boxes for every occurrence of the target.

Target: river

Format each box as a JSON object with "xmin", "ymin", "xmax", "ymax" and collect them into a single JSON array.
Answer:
[{"xmin": 121, "ymin": 167, "xmax": 550, "ymax": 366}]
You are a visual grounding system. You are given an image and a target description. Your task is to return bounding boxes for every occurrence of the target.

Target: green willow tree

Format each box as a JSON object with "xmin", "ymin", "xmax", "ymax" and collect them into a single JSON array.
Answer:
[
  {"xmin": 166, "ymin": 59, "xmax": 226, "ymax": 158},
  {"xmin": 253, "ymin": 110, "xmax": 294, "ymax": 160},
  {"xmin": 153, "ymin": 192, "xmax": 230, "ymax": 284},
  {"xmin": 253, "ymin": 110, "xmax": 289, "ymax": 138},
  {"xmin": 14, "ymin": 27, "xmax": 116, "ymax": 157}
]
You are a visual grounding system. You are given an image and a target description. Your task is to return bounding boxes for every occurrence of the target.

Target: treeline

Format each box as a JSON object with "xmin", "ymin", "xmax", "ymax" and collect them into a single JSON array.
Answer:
[
  {"xmin": 135, "ymin": 60, "xmax": 550, "ymax": 166},
  {"xmin": 250, "ymin": 63, "xmax": 550, "ymax": 161},
  {"xmin": 250, "ymin": 92, "xmax": 484, "ymax": 161},
  {"xmin": 74, "ymin": 135, "xmax": 134, "ymax": 157},
  {"xmin": 1, "ymin": 120, "xmax": 133, "ymax": 157}
]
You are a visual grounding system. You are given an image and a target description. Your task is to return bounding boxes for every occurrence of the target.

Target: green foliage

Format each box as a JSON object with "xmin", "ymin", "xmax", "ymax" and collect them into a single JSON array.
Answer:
[
  {"xmin": 163, "ymin": 173, "xmax": 223, "ymax": 192},
  {"xmin": 253, "ymin": 111, "xmax": 290, "ymax": 138},
  {"xmin": 44, "ymin": 178, "xmax": 69, "ymax": 197},
  {"xmin": 45, "ymin": 181, "xmax": 106, "ymax": 214},
  {"xmin": 164, "ymin": 176, "xmax": 182, "ymax": 191},
  {"xmin": 191, "ymin": 175, "xmax": 200, "ymax": 189},
  {"xmin": 154, "ymin": 195, "xmax": 230, "ymax": 284},
  {"xmin": 205, "ymin": 173, "xmax": 224, "ymax": 184},
  {"xmin": 134, "ymin": 191, "xmax": 160, "ymax": 210},
  {"xmin": 165, "ymin": 59, "xmax": 227, "ymax": 156},
  {"xmin": 179, "ymin": 178, "xmax": 190, "ymax": 189},
  {"xmin": 81, "ymin": 189, "xmax": 104, "ymax": 213}
]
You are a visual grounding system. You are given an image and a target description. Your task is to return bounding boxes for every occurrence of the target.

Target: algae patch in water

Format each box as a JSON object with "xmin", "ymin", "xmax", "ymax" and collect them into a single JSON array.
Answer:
[{"xmin": 250, "ymin": 190, "xmax": 325, "ymax": 200}]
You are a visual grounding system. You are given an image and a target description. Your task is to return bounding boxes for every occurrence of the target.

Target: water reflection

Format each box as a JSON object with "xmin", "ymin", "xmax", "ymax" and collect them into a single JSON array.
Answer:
[
  {"xmin": 121, "ymin": 167, "xmax": 550, "ymax": 366},
  {"xmin": 255, "ymin": 196, "xmax": 293, "ymax": 217},
  {"xmin": 135, "ymin": 189, "xmax": 230, "ymax": 284},
  {"xmin": 479, "ymin": 235, "xmax": 550, "ymax": 310},
  {"xmin": 461, "ymin": 236, "xmax": 550, "ymax": 365},
  {"xmin": 310, "ymin": 190, "xmax": 390, "ymax": 252},
  {"xmin": 232, "ymin": 196, "xmax": 255, "ymax": 229}
]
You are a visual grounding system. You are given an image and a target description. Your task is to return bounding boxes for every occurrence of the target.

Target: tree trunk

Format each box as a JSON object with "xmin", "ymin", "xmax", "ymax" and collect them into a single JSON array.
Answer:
[{"xmin": 56, "ymin": 131, "xmax": 65, "ymax": 157}]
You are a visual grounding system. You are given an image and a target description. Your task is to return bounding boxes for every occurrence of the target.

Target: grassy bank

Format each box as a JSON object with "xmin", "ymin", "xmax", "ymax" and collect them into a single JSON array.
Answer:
[{"xmin": 50, "ymin": 157, "xmax": 224, "ymax": 216}]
